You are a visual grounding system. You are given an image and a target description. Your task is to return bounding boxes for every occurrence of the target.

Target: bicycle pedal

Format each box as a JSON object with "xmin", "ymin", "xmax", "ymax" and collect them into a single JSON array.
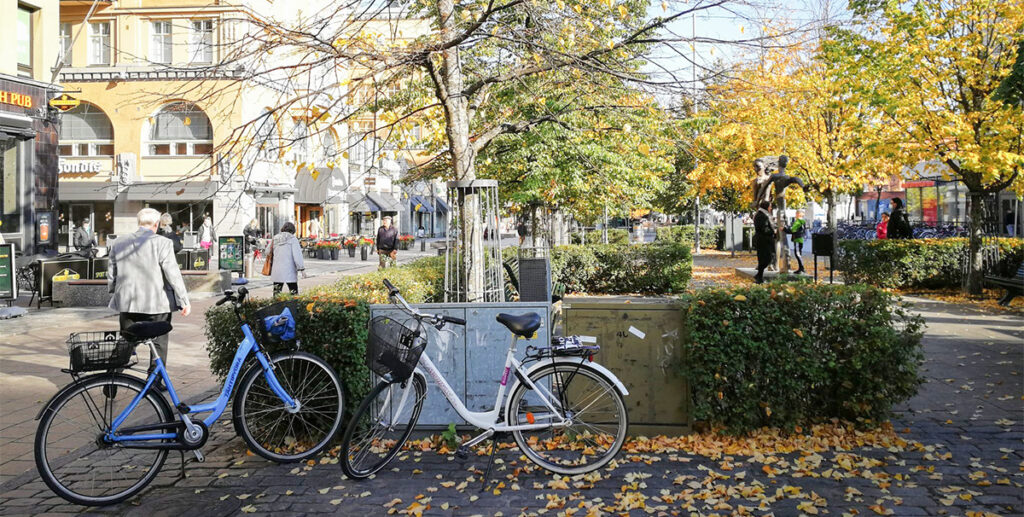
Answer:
[
  {"xmin": 193, "ymin": 449, "xmax": 205, "ymax": 463},
  {"xmin": 455, "ymin": 446, "xmax": 469, "ymax": 459}
]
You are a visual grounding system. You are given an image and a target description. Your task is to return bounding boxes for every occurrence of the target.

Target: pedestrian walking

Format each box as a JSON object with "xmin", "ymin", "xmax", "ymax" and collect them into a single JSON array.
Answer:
[
  {"xmin": 416, "ymin": 225, "xmax": 425, "ymax": 239},
  {"xmin": 783, "ymin": 209, "xmax": 807, "ymax": 274},
  {"xmin": 73, "ymin": 218, "xmax": 97, "ymax": 256},
  {"xmin": 517, "ymin": 218, "xmax": 528, "ymax": 246},
  {"xmin": 244, "ymin": 219, "xmax": 262, "ymax": 255},
  {"xmin": 888, "ymin": 198, "xmax": 912, "ymax": 239},
  {"xmin": 157, "ymin": 213, "xmax": 183, "ymax": 253},
  {"xmin": 376, "ymin": 216, "xmax": 398, "ymax": 269},
  {"xmin": 269, "ymin": 222, "xmax": 305, "ymax": 295},
  {"xmin": 199, "ymin": 215, "xmax": 216, "ymax": 250},
  {"xmin": 876, "ymin": 213, "xmax": 889, "ymax": 240},
  {"xmin": 107, "ymin": 208, "xmax": 191, "ymax": 385},
  {"xmin": 753, "ymin": 201, "xmax": 776, "ymax": 284}
]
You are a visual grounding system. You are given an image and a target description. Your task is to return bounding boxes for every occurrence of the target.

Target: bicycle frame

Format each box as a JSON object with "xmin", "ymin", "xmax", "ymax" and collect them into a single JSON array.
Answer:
[
  {"xmin": 408, "ymin": 332, "xmax": 569, "ymax": 434},
  {"xmin": 105, "ymin": 323, "xmax": 297, "ymax": 444}
]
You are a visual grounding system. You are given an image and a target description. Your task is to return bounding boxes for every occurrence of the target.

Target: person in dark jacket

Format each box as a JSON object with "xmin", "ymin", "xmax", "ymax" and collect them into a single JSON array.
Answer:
[
  {"xmin": 753, "ymin": 201, "xmax": 776, "ymax": 284},
  {"xmin": 157, "ymin": 213, "xmax": 183, "ymax": 253},
  {"xmin": 888, "ymin": 198, "xmax": 913, "ymax": 239},
  {"xmin": 376, "ymin": 216, "xmax": 399, "ymax": 269},
  {"xmin": 73, "ymin": 219, "xmax": 97, "ymax": 255},
  {"xmin": 243, "ymin": 219, "xmax": 262, "ymax": 255}
]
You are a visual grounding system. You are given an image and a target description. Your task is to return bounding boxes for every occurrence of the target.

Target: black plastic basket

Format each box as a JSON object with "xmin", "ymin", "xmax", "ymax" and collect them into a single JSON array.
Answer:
[
  {"xmin": 367, "ymin": 316, "xmax": 423, "ymax": 382},
  {"xmin": 67, "ymin": 331, "xmax": 134, "ymax": 372},
  {"xmin": 253, "ymin": 300, "xmax": 303, "ymax": 345}
]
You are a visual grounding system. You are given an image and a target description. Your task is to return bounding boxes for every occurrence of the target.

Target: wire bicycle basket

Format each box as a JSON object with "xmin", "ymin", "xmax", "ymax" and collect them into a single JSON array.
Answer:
[
  {"xmin": 66, "ymin": 331, "xmax": 135, "ymax": 373},
  {"xmin": 367, "ymin": 316, "xmax": 424, "ymax": 382}
]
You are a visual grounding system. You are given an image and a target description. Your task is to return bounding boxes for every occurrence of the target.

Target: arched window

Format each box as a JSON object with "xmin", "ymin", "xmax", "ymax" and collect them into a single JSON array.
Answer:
[
  {"xmin": 147, "ymin": 102, "xmax": 213, "ymax": 156},
  {"xmin": 320, "ymin": 129, "xmax": 338, "ymax": 164},
  {"xmin": 289, "ymin": 120, "xmax": 309, "ymax": 162},
  {"xmin": 59, "ymin": 103, "xmax": 114, "ymax": 157}
]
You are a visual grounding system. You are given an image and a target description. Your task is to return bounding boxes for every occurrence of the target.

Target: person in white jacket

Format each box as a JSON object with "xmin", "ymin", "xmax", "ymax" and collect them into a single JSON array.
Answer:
[{"xmin": 270, "ymin": 221, "xmax": 305, "ymax": 295}]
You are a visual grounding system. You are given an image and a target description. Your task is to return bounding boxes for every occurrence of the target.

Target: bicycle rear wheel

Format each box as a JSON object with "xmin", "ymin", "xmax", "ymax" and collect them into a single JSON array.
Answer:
[
  {"xmin": 233, "ymin": 352, "xmax": 345, "ymax": 462},
  {"xmin": 340, "ymin": 375, "xmax": 425, "ymax": 479},
  {"xmin": 35, "ymin": 373, "xmax": 174, "ymax": 506},
  {"xmin": 508, "ymin": 363, "xmax": 628, "ymax": 475}
]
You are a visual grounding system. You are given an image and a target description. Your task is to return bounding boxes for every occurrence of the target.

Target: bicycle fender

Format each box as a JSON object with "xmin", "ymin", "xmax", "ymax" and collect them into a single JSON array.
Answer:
[
  {"xmin": 34, "ymin": 373, "xmax": 136, "ymax": 420},
  {"xmin": 518, "ymin": 358, "xmax": 629, "ymax": 397}
]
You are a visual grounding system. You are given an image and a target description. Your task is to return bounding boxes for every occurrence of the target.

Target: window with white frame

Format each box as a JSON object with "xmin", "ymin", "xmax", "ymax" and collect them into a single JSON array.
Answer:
[
  {"xmin": 147, "ymin": 103, "xmax": 213, "ymax": 156},
  {"xmin": 290, "ymin": 121, "xmax": 309, "ymax": 162},
  {"xmin": 320, "ymin": 130, "xmax": 338, "ymax": 164},
  {"xmin": 59, "ymin": 23, "xmax": 72, "ymax": 67},
  {"xmin": 150, "ymin": 21, "xmax": 172, "ymax": 64},
  {"xmin": 255, "ymin": 109, "xmax": 279, "ymax": 160},
  {"xmin": 17, "ymin": 6, "xmax": 33, "ymax": 76},
  {"xmin": 189, "ymin": 20, "xmax": 214, "ymax": 64},
  {"xmin": 59, "ymin": 103, "xmax": 114, "ymax": 157},
  {"xmin": 88, "ymin": 22, "xmax": 111, "ymax": 66}
]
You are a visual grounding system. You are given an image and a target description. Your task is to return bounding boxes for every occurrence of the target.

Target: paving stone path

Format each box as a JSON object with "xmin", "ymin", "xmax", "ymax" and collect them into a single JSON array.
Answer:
[{"xmin": 0, "ymin": 260, "xmax": 1021, "ymax": 517}]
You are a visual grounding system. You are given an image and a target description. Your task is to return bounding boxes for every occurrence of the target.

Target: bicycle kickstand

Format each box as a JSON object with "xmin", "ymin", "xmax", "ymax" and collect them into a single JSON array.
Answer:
[{"xmin": 480, "ymin": 433, "xmax": 506, "ymax": 492}]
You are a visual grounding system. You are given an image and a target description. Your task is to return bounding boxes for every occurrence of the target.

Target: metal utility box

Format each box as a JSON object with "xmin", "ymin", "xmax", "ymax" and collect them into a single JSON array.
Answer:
[
  {"xmin": 562, "ymin": 297, "xmax": 692, "ymax": 435},
  {"xmin": 517, "ymin": 257, "xmax": 551, "ymax": 302}
]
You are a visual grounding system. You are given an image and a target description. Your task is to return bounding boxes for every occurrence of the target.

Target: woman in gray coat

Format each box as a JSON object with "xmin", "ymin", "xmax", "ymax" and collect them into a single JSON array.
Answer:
[{"xmin": 270, "ymin": 222, "xmax": 305, "ymax": 295}]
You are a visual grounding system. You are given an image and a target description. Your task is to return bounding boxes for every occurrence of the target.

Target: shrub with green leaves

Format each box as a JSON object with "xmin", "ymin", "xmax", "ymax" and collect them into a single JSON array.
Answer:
[
  {"xmin": 681, "ymin": 284, "xmax": 924, "ymax": 433},
  {"xmin": 656, "ymin": 224, "xmax": 722, "ymax": 250},
  {"xmin": 838, "ymin": 238, "xmax": 1024, "ymax": 289}
]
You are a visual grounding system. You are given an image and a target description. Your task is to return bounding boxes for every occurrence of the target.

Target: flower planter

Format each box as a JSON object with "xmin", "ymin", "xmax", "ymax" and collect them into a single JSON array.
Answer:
[
  {"xmin": 360, "ymin": 246, "xmax": 368, "ymax": 261},
  {"xmin": 330, "ymin": 248, "xmax": 339, "ymax": 260},
  {"xmin": 347, "ymin": 247, "xmax": 356, "ymax": 257}
]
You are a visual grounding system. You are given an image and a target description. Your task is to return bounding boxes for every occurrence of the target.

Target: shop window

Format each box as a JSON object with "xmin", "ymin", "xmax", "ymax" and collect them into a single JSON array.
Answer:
[
  {"xmin": 190, "ymin": 20, "xmax": 214, "ymax": 64},
  {"xmin": 59, "ymin": 103, "xmax": 115, "ymax": 157},
  {"xmin": 150, "ymin": 21, "xmax": 172, "ymax": 64},
  {"xmin": 17, "ymin": 6, "xmax": 34, "ymax": 76},
  {"xmin": 89, "ymin": 22, "xmax": 111, "ymax": 66},
  {"xmin": 147, "ymin": 102, "xmax": 214, "ymax": 156}
]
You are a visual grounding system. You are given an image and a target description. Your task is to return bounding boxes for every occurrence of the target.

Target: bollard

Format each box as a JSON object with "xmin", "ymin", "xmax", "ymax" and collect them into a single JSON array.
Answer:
[{"xmin": 420, "ymin": 240, "xmax": 426, "ymax": 252}]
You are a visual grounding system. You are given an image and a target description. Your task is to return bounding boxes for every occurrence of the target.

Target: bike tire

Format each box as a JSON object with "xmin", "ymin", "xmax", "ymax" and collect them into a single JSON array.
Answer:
[
  {"xmin": 340, "ymin": 375, "xmax": 426, "ymax": 479},
  {"xmin": 35, "ymin": 373, "xmax": 174, "ymax": 506},
  {"xmin": 507, "ymin": 362, "xmax": 628, "ymax": 476},
  {"xmin": 233, "ymin": 351, "xmax": 345, "ymax": 463}
]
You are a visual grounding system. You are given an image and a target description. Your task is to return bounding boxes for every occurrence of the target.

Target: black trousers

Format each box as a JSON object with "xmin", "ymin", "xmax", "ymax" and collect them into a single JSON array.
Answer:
[
  {"xmin": 273, "ymin": 282, "xmax": 298, "ymax": 295},
  {"xmin": 755, "ymin": 244, "xmax": 773, "ymax": 283},
  {"xmin": 120, "ymin": 312, "xmax": 172, "ymax": 371},
  {"xmin": 792, "ymin": 241, "xmax": 805, "ymax": 272}
]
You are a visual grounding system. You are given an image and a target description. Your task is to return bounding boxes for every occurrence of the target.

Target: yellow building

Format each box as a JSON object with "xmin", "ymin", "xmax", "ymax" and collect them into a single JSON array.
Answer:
[
  {"xmin": 0, "ymin": 0, "xmax": 62, "ymax": 253},
  {"xmin": 56, "ymin": 0, "xmax": 286, "ymax": 249}
]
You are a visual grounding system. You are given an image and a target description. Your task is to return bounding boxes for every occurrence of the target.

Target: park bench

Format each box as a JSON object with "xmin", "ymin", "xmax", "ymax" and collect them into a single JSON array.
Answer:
[{"xmin": 985, "ymin": 262, "xmax": 1024, "ymax": 306}]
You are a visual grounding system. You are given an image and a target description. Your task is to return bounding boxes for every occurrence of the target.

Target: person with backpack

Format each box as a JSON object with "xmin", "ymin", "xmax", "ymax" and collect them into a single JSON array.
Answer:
[
  {"xmin": 783, "ymin": 209, "xmax": 807, "ymax": 274},
  {"xmin": 888, "ymin": 198, "xmax": 913, "ymax": 239}
]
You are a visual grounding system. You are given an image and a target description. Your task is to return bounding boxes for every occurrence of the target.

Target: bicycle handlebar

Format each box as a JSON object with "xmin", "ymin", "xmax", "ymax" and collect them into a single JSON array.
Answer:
[
  {"xmin": 382, "ymin": 279, "xmax": 465, "ymax": 328},
  {"xmin": 216, "ymin": 287, "xmax": 249, "ymax": 306}
]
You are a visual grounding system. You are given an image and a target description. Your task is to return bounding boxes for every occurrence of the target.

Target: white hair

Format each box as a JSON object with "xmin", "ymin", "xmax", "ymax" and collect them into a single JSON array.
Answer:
[
  {"xmin": 160, "ymin": 213, "xmax": 173, "ymax": 227},
  {"xmin": 137, "ymin": 208, "xmax": 162, "ymax": 227}
]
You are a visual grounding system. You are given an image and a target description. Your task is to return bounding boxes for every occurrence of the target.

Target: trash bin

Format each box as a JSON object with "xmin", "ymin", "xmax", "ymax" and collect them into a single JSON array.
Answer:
[{"xmin": 812, "ymin": 231, "xmax": 834, "ymax": 257}]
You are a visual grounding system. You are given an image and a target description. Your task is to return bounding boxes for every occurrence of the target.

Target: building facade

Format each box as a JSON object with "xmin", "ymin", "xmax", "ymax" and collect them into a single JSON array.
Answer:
[{"xmin": 1, "ymin": 0, "xmax": 62, "ymax": 254}]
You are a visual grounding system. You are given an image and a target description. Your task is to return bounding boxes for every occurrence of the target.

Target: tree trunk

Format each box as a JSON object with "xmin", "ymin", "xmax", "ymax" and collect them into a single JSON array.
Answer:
[{"xmin": 966, "ymin": 191, "xmax": 985, "ymax": 295}]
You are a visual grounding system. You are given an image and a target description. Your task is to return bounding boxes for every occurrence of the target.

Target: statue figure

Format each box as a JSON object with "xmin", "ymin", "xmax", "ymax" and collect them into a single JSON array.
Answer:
[{"xmin": 752, "ymin": 155, "xmax": 806, "ymax": 209}]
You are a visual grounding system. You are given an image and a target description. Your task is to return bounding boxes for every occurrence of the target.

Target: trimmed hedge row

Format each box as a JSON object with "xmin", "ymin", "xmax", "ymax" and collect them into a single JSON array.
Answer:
[
  {"xmin": 656, "ymin": 225, "xmax": 722, "ymax": 250},
  {"xmin": 681, "ymin": 284, "xmax": 925, "ymax": 432},
  {"xmin": 549, "ymin": 242, "xmax": 692, "ymax": 295},
  {"xmin": 570, "ymin": 228, "xmax": 630, "ymax": 245},
  {"xmin": 838, "ymin": 238, "xmax": 1024, "ymax": 289}
]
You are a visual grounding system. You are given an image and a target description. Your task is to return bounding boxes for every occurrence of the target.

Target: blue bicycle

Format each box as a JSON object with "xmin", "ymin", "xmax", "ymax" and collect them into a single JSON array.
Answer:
[{"xmin": 34, "ymin": 287, "xmax": 345, "ymax": 506}]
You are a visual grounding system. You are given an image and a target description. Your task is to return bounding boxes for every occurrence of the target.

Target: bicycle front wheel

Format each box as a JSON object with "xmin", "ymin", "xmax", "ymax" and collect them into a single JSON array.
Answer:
[
  {"xmin": 340, "ymin": 375, "xmax": 425, "ymax": 479},
  {"xmin": 508, "ymin": 362, "xmax": 628, "ymax": 475},
  {"xmin": 35, "ymin": 373, "xmax": 174, "ymax": 506},
  {"xmin": 233, "ymin": 352, "xmax": 345, "ymax": 462}
]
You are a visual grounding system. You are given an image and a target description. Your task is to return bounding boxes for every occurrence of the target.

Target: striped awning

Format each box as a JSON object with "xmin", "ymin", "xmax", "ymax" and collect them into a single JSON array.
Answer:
[{"xmin": 410, "ymin": 195, "xmax": 434, "ymax": 213}]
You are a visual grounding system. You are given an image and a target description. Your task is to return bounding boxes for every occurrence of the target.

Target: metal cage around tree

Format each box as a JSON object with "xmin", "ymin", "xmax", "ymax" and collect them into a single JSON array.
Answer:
[{"xmin": 444, "ymin": 179, "xmax": 505, "ymax": 303}]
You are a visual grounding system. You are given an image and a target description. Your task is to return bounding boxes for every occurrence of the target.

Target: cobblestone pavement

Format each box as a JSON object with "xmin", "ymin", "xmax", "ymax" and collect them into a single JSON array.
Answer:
[{"xmin": 1, "ymin": 269, "xmax": 1021, "ymax": 516}]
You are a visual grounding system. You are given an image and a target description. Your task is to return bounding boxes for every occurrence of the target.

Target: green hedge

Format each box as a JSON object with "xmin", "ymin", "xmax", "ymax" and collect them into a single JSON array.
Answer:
[
  {"xmin": 681, "ymin": 284, "xmax": 924, "ymax": 433},
  {"xmin": 838, "ymin": 238, "xmax": 1024, "ymax": 289},
  {"xmin": 571, "ymin": 228, "xmax": 630, "ymax": 245},
  {"xmin": 656, "ymin": 225, "xmax": 722, "ymax": 250},
  {"xmin": 550, "ymin": 242, "xmax": 692, "ymax": 295}
]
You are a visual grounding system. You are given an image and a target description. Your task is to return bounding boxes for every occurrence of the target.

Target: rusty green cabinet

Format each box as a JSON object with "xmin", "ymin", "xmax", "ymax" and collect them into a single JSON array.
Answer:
[{"xmin": 561, "ymin": 297, "xmax": 692, "ymax": 435}]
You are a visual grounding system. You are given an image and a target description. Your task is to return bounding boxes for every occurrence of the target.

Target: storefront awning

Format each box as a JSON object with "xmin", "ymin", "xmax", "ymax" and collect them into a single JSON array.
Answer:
[
  {"xmin": 346, "ymin": 192, "xmax": 381, "ymax": 213},
  {"xmin": 0, "ymin": 112, "xmax": 36, "ymax": 140},
  {"xmin": 125, "ymin": 182, "xmax": 218, "ymax": 201},
  {"xmin": 434, "ymin": 197, "xmax": 450, "ymax": 213},
  {"xmin": 58, "ymin": 181, "xmax": 118, "ymax": 201},
  {"xmin": 367, "ymin": 192, "xmax": 402, "ymax": 213},
  {"xmin": 410, "ymin": 195, "xmax": 435, "ymax": 213}
]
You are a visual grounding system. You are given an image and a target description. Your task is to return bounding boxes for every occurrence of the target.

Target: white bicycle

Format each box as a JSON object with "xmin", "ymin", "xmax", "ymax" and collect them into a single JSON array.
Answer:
[{"xmin": 340, "ymin": 279, "xmax": 630, "ymax": 479}]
